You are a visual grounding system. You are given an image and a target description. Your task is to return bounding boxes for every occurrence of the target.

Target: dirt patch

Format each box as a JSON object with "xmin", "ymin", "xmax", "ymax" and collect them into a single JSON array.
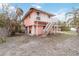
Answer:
[{"xmin": 0, "ymin": 32, "xmax": 79, "ymax": 56}]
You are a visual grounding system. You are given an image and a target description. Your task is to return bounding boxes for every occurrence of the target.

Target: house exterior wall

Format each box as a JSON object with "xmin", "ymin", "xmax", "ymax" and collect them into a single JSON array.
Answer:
[
  {"xmin": 31, "ymin": 25, "xmax": 35, "ymax": 35},
  {"xmin": 23, "ymin": 9, "xmax": 59, "ymax": 36},
  {"xmin": 36, "ymin": 26, "xmax": 44, "ymax": 35},
  {"xmin": 23, "ymin": 10, "xmax": 53, "ymax": 27},
  {"xmin": 30, "ymin": 10, "xmax": 52, "ymax": 23},
  {"xmin": 23, "ymin": 15, "xmax": 34, "ymax": 27},
  {"xmin": 38, "ymin": 12, "xmax": 52, "ymax": 22}
]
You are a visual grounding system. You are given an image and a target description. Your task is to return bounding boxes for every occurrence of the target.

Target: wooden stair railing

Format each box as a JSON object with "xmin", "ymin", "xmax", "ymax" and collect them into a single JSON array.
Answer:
[{"xmin": 43, "ymin": 22, "xmax": 55, "ymax": 35}]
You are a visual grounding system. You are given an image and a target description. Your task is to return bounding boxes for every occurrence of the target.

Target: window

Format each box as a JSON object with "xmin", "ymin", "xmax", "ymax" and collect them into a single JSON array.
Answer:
[
  {"xmin": 29, "ymin": 14, "xmax": 31, "ymax": 18},
  {"xmin": 48, "ymin": 15, "xmax": 50, "ymax": 18},
  {"xmin": 37, "ymin": 12, "xmax": 40, "ymax": 16},
  {"xmin": 43, "ymin": 26, "xmax": 45, "ymax": 29},
  {"xmin": 36, "ymin": 17, "xmax": 40, "ymax": 20},
  {"xmin": 36, "ymin": 12, "xmax": 40, "ymax": 20}
]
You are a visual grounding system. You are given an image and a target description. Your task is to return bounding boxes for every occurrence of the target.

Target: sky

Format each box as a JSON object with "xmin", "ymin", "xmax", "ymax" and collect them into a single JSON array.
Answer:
[{"xmin": 0, "ymin": 3, "xmax": 79, "ymax": 21}]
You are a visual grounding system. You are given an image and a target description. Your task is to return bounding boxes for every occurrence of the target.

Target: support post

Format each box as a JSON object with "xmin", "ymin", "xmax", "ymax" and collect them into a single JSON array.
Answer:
[
  {"xmin": 32, "ymin": 25, "xmax": 35, "ymax": 35},
  {"xmin": 28, "ymin": 26, "xmax": 29, "ymax": 34},
  {"xmin": 36, "ymin": 22, "xmax": 38, "ymax": 36}
]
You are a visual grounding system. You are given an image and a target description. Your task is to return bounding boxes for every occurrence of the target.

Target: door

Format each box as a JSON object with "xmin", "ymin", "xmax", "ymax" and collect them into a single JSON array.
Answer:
[{"xmin": 29, "ymin": 26, "xmax": 32, "ymax": 34}]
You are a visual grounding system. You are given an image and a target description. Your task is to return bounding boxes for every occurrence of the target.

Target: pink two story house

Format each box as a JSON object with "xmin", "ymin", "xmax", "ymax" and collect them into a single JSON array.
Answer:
[{"xmin": 23, "ymin": 8, "xmax": 59, "ymax": 36}]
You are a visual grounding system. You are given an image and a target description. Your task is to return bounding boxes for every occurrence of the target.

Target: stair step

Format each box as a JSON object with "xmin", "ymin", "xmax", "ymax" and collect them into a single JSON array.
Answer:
[{"xmin": 43, "ymin": 22, "xmax": 54, "ymax": 35}]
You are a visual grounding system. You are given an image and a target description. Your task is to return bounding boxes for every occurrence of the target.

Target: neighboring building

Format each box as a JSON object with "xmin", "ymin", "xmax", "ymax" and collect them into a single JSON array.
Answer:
[{"xmin": 22, "ymin": 8, "xmax": 60, "ymax": 36}]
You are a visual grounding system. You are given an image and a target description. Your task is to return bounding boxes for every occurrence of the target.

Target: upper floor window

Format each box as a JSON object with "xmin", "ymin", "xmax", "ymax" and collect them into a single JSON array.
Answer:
[
  {"xmin": 36, "ymin": 17, "xmax": 40, "ymax": 20},
  {"xmin": 29, "ymin": 14, "xmax": 31, "ymax": 18},
  {"xmin": 29, "ymin": 15, "xmax": 30, "ymax": 18},
  {"xmin": 48, "ymin": 15, "xmax": 50, "ymax": 18},
  {"xmin": 37, "ymin": 12, "xmax": 40, "ymax": 16},
  {"xmin": 36, "ymin": 12, "xmax": 40, "ymax": 20}
]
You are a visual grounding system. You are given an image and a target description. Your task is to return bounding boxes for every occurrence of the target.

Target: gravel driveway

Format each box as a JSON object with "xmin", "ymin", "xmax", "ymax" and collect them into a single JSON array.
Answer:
[{"xmin": 0, "ymin": 31, "xmax": 79, "ymax": 56}]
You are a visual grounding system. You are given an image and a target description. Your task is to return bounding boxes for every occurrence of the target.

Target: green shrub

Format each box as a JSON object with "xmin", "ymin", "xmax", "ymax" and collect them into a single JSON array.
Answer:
[
  {"xmin": 60, "ymin": 26, "xmax": 70, "ymax": 31},
  {"xmin": 0, "ymin": 19, "xmax": 6, "ymax": 28},
  {"xmin": 0, "ymin": 37, "xmax": 6, "ymax": 44}
]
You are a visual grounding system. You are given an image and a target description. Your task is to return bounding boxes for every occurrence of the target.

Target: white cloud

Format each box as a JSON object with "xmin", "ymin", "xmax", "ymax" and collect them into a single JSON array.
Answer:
[
  {"xmin": 0, "ymin": 3, "xmax": 10, "ymax": 10},
  {"xmin": 0, "ymin": 3, "xmax": 16, "ymax": 12},
  {"xmin": 9, "ymin": 6, "xmax": 16, "ymax": 12},
  {"xmin": 0, "ymin": 3, "xmax": 3, "ymax": 9},
  {"xmin": 54, "ymin": 8, "xmax": 68, "ymax": 22},
  {"xmin": 9, "ymin": 6, "xmax": 15, "ymax": 10},
  {"xmin": 56, "ymin": 12, "xmax": 65, "ymax": 21},
  {"xmin": 31, "ymin": 4, "xmax": 42, "ymax": 9}
]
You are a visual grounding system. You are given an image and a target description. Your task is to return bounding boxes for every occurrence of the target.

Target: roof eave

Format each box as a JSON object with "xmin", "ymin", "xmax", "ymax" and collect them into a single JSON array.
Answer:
[{"xmin": 22, "ymin": 7, "xmax": 55, "ymax": 21}]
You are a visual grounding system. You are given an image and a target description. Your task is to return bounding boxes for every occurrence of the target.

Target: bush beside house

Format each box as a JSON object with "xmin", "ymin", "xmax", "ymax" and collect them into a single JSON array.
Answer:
[{"xmin": 60, "ymin": 26, "xmax": 70, "ymax": 31}]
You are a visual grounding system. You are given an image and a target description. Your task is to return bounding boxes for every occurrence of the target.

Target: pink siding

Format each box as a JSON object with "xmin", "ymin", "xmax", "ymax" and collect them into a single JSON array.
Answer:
[
  {"xmin": 23, "ymin": 9, "xmax": 56, "ymax": 36},
  {"xmin": 36, "ymin": 26, "xmax": 44, "ymax": 35},
  {"xmin": 24, "ymin": 16, "xmax": 34, "ymax": 27}
]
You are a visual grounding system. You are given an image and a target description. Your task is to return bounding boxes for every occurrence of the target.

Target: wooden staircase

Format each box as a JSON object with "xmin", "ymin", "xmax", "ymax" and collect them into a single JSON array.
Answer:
[
  {"xmin": 40, "ymin": 17, "xmax": 59, "ymax": 37},
  {"xmin": 41, "ymin": 22, "xmax": 55, "ymax": 37}
]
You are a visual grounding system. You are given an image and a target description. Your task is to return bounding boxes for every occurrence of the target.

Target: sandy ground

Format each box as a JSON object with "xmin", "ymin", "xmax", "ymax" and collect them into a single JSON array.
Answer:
[{"xmin": 0, "ymin": 31, "xmax": 79, "ymax": 56}]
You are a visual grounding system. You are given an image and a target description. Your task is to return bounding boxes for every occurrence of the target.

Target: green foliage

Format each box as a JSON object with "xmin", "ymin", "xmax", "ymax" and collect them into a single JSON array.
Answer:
[
  {"xmin": 60, "ymin": 22, "xmax": 70, "ymax": 31},
  {"xmin": 0, "ymin": 13, "xmax": 6, "ymax": 28},
  {"xmin": 0, "ymin": 20, "xmax": 5, "ymax": 27},
  {"xmin": 0, "ymin": 13, "xmax": 23, "ymax": 40},
  {"xmin": 0, "ymin": 37, "xmax": 6, "ymax": 44},
  {"xmin": 0, "ymin": 4, "xmax": 24, "ymax": 36},
  {"xmin": 8, "ymin": 21, "xmax": 23, "ymax": 36},
  {"xmin": 0, "ymin": 13, "xmax": 17, "ymax": 36},
  {"xmin": 66, "ymin": 8, "xmax": 79, "ymax": 28},
  {"xmin": 60, "ymin": 26, "xmax": 70, "ymax": 31}
]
